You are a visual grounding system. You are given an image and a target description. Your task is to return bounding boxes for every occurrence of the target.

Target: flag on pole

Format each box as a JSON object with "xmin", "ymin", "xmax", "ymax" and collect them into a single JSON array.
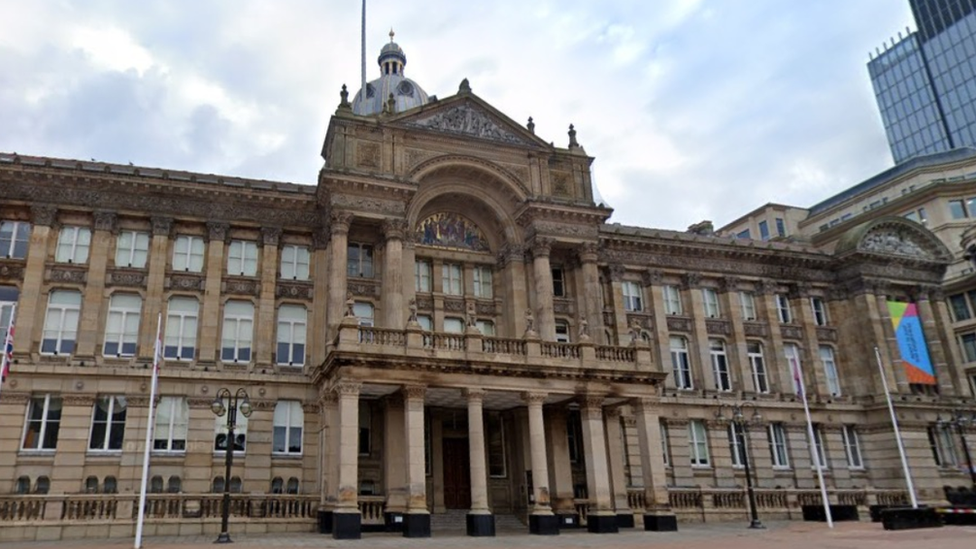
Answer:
[
  {"xmin": 0, "ymin": 304, "xmax": 16, "ymax": 394},
  {"xmin": 791, "ymin": 353, "xmax": 803, "ymax": 397}
]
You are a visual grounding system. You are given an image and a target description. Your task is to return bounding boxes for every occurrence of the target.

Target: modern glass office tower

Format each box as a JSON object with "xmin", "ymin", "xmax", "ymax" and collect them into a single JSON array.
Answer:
[{"xmin": 869, "ymin": 0, "xmax": 976, "ymax": 164}]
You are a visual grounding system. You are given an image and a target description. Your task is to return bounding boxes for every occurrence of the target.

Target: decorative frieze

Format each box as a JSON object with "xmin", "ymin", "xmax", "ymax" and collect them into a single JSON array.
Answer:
[
  {"xmin": 276, "ymin": 281, "xmax": 314, "ymax": 300},
  {"xmin": 627, "ymin": 314, "xmax": 652, "ymax": 329},
  {"xmin": 443, "ymin": 298, "xmax": 465, "ymax": 313},
  {"xmin": 93, "ymin": 211, "xmax": 117, "ymax": 233},
  {"xmin": 552, "ymin": 298, "xmax": 572, "ymax": 315},
  {"xmin": 31, "ymin": 204, "xmax": 58, "ymax": 226},
  {"xmin": 107, "ymin": 269, "xmax": 147, "ymax": 288},
  {"xmin": 207, "ymin": 222, "xmax": 229, "ymax": 243},
  {"xmin": 641, "ymin": 269, "xmax": 663, "ymax": 287},
  {"xmin": 0, "ymin": 263, "xmax": 24, "ymax": 280},
  {"xmin": 405, "ymin": 103, "xmax": 531, "ymax": 146},
  {"xmin": 666, "ymin": 316, "xmax": 692, "ymax": 333},
  {"xmin": 705, "ymin": 319, "xmax": 731, "ymax": 336},
  {"xmin": 816, "ymin": 327, "xmax": 838, "ymax": 343},
  {"xmin": 151, "ymin": 216, "xmax": 173, "ymax": 237},
  {"xmin": 348, "ymin": 278, "xmax": 380, "ymax": 298},
  {"xmin": 415, "ymin": 295, "xmax": 433, "ymax": 311},
  {"xmin": 261, "ymin": 227, "xmax": 282, "ymax": 247},
  {"xmin": 780, "ymin": 325, "xmax": 804, "ymax": 341},
  {"xmin": 167, "ymin": 274, "xmax": 206, "ymax": 291},
  {"xmin": 475, "ymin": 301, "xmax": 497, "ymax": 316},
  {"xmin": 48, "ymin": 266, "xmax": 87, "ymax": 284},
  {"xmin": 356, "ymin": 142, "xmax": 381, "ymax": 169},
  {"xmin": 743, "ymin": 322, "xmax": 768, "ymax": 338}
]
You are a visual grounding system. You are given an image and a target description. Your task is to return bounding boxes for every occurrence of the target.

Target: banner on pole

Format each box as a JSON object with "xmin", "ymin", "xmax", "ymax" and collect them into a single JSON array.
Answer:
[{"xmin": 887, "ymin": 300, "xmax": 936, "ymax": 385}]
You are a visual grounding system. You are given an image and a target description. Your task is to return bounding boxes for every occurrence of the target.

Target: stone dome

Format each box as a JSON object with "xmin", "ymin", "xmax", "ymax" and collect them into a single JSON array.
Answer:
[{"xmin": 352, "ymin": 31, "xmax": 430, "ymax": 116}]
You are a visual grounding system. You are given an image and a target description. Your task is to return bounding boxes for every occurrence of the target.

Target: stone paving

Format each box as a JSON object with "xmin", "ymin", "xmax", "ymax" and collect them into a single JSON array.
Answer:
[{"xmin": 3, "ymin": 521, "xmax": 975, "ymax": 549}]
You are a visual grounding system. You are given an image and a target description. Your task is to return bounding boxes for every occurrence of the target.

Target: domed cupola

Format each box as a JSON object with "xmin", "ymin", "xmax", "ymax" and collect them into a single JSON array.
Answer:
[{"xmin": 352, "ymin": 30, "xmax": 430, "ymax": 116}]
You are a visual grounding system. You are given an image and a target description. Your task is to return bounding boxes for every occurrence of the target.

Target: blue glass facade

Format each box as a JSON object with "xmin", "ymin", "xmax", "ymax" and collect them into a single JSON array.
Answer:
[{"xmin": 870, "ymin": 1, "xmax": 976, "ymax": 164}]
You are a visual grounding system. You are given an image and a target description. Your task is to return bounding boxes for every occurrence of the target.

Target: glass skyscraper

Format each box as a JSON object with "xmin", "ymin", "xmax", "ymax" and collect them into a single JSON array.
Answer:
[{"xmin": 869, "ymin": 0, "xmax": 976, "ymax": 164}]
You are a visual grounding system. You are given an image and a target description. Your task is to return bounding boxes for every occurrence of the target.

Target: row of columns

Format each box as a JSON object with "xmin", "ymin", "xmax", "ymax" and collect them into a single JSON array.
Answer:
[{"xmin": 321, "ymin": 382, "xmax": 674, "ymax": 539}]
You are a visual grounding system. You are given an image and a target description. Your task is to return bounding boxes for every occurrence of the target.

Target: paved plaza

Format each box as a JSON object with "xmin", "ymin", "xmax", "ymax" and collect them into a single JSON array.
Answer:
[{"xmin": 3, "ymin": 521, "xmax": 975, "ymax": 549}]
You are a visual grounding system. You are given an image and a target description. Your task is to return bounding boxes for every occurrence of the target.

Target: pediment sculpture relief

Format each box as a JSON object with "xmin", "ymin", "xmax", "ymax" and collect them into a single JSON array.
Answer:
[
  {"xmin": 405, "ymin": 104, "xmax": 530, "ymax": 145},
  {"xmin": 859, "ymin": 226, "xmax": 930, "ymax": 259}
]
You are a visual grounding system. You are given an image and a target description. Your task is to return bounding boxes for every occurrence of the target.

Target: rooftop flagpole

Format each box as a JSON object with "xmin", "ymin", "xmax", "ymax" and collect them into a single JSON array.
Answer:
[
  {"xmin": 874, "ymin": 345, "xmax": 919, "ymax": 508},
  {"xmin": 360, "ymin": 0, "xmax": 367, "ymax": 113}
]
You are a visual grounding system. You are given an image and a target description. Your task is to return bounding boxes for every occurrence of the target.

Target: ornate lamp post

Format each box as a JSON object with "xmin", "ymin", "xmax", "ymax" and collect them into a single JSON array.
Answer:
[
  {"xmin": 211, "ymin": 388, "xmax": 253, "ymax": 543},
  {"xmin": 937, "ymin": 407, "xmax": 976, "ymax": 487},
  {"xmin": 714, "ymin": 402, "xmax": 764, "ymax": 529}
]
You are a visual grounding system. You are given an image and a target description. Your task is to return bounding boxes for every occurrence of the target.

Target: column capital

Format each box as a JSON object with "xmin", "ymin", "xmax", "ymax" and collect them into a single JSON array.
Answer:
[
  {"xmin": 755, "ymin": 278, "xmax": 778, "ymax": 296},
  {"xmin": 462, "ymin": 388, "xmax": 486, "ymax": 402},
  {"xmin": 681, "ymin": 272, "xmax": 701, "ymax": 290},
  {"xmin": 382, "ymin": 218, "xmax": 408, "ymax": 241},
  {"xmin": 522, "ymin": 391, "xmax": 548, "ymax": 405},
  {"xmin": 31, "ymin": 204, "xmax": 58, "ymax": 227},
  {"xmin": 334, "ymin": 380, "xmax": 362, "ymax": 397},
  {"xmin": 402, "ymin": 384, "xmax": 426, "ymax": 401},
  {"xmin": 578, "ymin": 241, "xmax": 599, "ymax": 263},
  {"xmin": 789, "ymin": 282, "xmax": 812, "ymax": 299},
  {"xmin": 496, "ymin": 243, "xmax": 526, "ymax": 266},
  {"xmin": 151, "ymin": 216, "xmax": 173, "ymax": 237},
  {"xmin": 312, "ymin": 227, "xmax": 330, "ymax": 250},
  {"xmin": 330, "ymin": 211, "xmax": 353, "ymax": 236},
  {"xmin": 261, "ymin": 227, "xmax": 282, "ymax": 247},
  {"xmin": 641, "ymin": 268, "xmax": 663, "ymax": 287},
  {"xmin": 93, "ymin": 210, "xmax": 117, "ymax": 233},
  {"xmin": 910, "ymin": 284, "xmax": 939, "ymax": 302},
  {"xmin": 604, "ymin": 406, "xmax": 622, "ymax": 420},
  {"xmin": 632, "ymin": 397, "xmax": 658, "ymax": 413},
  {"xmin": 206, "ymin": 221, "xmax": 229, "ymax": 243},
  {"xmin": 530, "ymin": 237, "xmax": 553, "ymax": 259},
  {"xmin": 608, "ymin": 263, "xmax": 625, "ymax": 282},
  {"xmin": 579, "ymin": 394, "xmax": 605, "ymax": 413},
  {"xmin": 719, "ymin": 276, "xmax": 741, "ymax": 293}
]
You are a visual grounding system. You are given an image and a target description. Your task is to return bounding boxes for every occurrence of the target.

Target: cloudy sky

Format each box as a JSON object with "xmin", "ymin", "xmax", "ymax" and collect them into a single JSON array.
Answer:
[{"xmin": 0, "ymin": 0, "xmax": 914, "ymax": 231}]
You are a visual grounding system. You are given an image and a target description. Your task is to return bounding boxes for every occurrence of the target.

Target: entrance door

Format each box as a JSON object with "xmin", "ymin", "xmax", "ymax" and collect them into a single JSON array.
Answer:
[{"xmin": 443, "ymin": 438, "xmax": 471, "ymax": 509}]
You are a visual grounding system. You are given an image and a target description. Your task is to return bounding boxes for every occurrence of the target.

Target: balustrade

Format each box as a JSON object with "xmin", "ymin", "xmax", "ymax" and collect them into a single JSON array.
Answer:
[
  {"xmin": 482, "ymin": 337, "xmax": 527, "ymax": 355},
  {"xmin": 596, "ymin": 345, "xmax": 635, "ymax": 362},
  {"xmin": 358, "ymin": 496, "xmax": 386, "ymax": 525},
  {"xmin": 541, "ymin": 342, "xmax": 580, "ymax": 359}
]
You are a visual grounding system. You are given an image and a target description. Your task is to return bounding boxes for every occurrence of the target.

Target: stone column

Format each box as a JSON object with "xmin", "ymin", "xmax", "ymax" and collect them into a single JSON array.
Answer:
[
  {"xmin": 930, "ymin": 289, "xmax": 967, "ymax": 394},
  {"xmin": 578, "ymin": 242, "xmax": 604, "ymax": 343},
  {"xmin": 545, "ymin": 406, "xmax": 576, "ymax": 524},
  {"xmin": 579, "ymin": 395, "xmax": 617, "ymax": 533},
  {"xmin": 604, "ymin": 408, "xmax": 633, "ymax": 528},
  {"xmin": 327, "ymin": 212, "xmax": 352, "ymax": 337},
  {"xmin": 914, "ymin": 286, "xmax": 955, "ymax": 395},
  {"xmin": 721, "ymin": 277, "xmax": 752, "ymax": 393},
  {"xmin": 402, "ymin": 385, "xmax": 430, "ymax": 537},
  {"xmin": 137, "ymin": 217, "xmax": 172, "ymax": 361},
  {"xmin": 633, "ymin": 398, "xmax": 677, "ymax": 531},
  {"xmin": 608, "ymin": 265, "xmax": 629, "ymax": 345},
  {"xmin": 383, "ymin": 395, "xmax": 407, "ymax": 526},
  {"xmin": 256, "ymin": 227, "xmax": 281, "ymax": 366},
  {"xmin": 524, "ymin": 392, "xmax": 558, "ymax": 535},
  {"xmin": 465, "ymin": 389, "xmax": 495, "ymax": 536},
  {"xmin": 793, "ymin": 284, "xmax": 828, "ymax": 396},
  {"xmin": 402, "ymin": 242, "xmax": 417, "ymax": 328},
  {"xmin": 320, "ymin": 389, "xmax": 339, "ymax": 526},
  {"xmin": 310, "ymin": 229, "xmax": 330, "ymax": 365},
  {"xmin": 50, "ymin": 395, "xmax": 97, "ymax": 494},
  {"xmin": 333, "ymin": 381, "xmax": 362, "ymax": 539},
  {"xmin": 643, "ymin": 270, "xmax": 671, "ymax": 370},
  {"xmin": 74, "ymin": 212, "xmax": 114, "ymax": 359},
  {"xmin": 16, "ymin": 206, "xmax": 57, "ymax": 356},
  {"xmin": 382, "ymin": 220, "xmax": 407, "ymax": 329},
  {"xmin": 499, "ymin": 245, "xmax": 528, "ymax": 337},
  {"xmin": 757, "ymin": 280, "xmax": 789, "ymax": 395},
  {"xmin": 198, "ymin": 222, "xmax": 228, "ymax": 365},
  {"xmin": 685, "ymin": 274, "xmax": 714, "ymax": 391},
  {"xmin": 531, "ymin": 238, "xmax": 556, "ymax": 341}
]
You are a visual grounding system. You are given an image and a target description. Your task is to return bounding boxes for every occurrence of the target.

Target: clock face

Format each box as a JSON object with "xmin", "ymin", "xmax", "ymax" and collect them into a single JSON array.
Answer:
[{"xmin": 397, "ymin": 80, "xmax": 415, "ymax": 97}]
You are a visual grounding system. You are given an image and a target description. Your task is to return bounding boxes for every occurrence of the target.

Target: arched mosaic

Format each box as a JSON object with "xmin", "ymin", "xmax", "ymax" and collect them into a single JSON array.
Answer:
[{"xmin": 415, "ymin": 212, "xmax": 490, "ymax": 251}]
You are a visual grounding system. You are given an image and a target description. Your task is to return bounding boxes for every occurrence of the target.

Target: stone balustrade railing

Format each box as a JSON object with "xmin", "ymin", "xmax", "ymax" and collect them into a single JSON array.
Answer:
[
  {"xmin": 335, "ymin": 318, "xmax": 656, "ymax": 373},
  {"xmin": 662, "ymin": 487, "xmax": 908, "ymax": 521},
  {"xmin": 358, "ymin": 496, "xmax": 385, "ymax": 525}
]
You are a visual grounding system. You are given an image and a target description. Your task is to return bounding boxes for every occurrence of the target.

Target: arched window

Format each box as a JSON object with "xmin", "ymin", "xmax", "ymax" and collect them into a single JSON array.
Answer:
[
  {"xmin": 212, "ymin": 476, "xmax": 225, "ymax": 493},
  {"xmin": 15, "ymin": 476, "xmax": 31, "ymax": 495},
  {"xmin": 35, "ymin": 476, "xmax": 50, "ymax": 494},
  {"xmin": 150, "ymin": 476, "xmax": 164, "ymax": 493},
  {"xmin": 167, "ymin": 476, "xmax": 181, "ymax": 493},
  {"xmin": 270, "ymin": 477, "xmax": 283, "ymax": 494},
  {"xmin": 229, "ymin": 477, "xmax": 243, "ymax": 494},
  {"xmin": 85, "ymin": 476, "xmax": 99, "ymax": 493},
  {"xmin": 103, "ymin": 476, "xmax": 118, "ymax": 494},
  {"xmin": 286, "ymin": 478, "xmax": 299, "ymax": 495}
]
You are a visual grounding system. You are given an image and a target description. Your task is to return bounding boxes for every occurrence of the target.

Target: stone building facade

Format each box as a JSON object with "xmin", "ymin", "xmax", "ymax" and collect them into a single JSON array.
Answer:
[{"xmin": 0, "ymin": 39, "xmax": 973, "ymax": 542}]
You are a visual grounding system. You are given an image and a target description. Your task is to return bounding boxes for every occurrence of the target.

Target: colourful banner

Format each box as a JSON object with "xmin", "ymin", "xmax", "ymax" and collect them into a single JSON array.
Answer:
[{"xmin": 887, "ymin": 301, "xmax": 936, "ymax": 385}]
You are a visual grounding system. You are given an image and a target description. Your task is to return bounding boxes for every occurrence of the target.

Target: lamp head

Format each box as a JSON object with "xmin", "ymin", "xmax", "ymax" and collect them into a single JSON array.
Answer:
[
  {"xmin": 211, "ymin": 397, "xmax": 226, "ymax": 417},
  {"xmin": 239, "ymin": 397, "xmax": 253, "ymax": 418}
]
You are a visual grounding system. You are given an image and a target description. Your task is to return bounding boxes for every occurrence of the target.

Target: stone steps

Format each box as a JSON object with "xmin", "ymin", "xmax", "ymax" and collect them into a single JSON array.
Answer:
[{"xmin": 429, "ymin": 510, "xmax": 527, "ymax": 533}]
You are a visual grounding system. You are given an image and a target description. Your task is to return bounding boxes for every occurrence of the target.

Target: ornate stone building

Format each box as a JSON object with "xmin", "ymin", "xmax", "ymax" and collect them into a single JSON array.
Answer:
[{"xmin": 0, "ymin": 37, "xmax": 972, "ymax": 542}]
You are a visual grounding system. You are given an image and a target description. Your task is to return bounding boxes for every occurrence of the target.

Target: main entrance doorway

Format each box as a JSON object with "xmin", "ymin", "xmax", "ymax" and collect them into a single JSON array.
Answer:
[{"xmin": 443, "ymin": 438, "xmax": 471, "ymax": 509}]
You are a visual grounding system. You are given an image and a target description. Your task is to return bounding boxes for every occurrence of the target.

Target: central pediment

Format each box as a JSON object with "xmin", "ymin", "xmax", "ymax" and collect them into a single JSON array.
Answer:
[{"xmin": 394, "ymin": 94, "xmax": 547, "ymax": 149}]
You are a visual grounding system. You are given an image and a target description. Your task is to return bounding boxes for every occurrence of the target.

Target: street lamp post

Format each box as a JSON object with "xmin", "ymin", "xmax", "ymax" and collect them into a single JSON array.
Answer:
[
  {"xmin": 715, "ymin": 402, "xmax": 764, "ymax": 529},
  {"xmin": 211, "ymin": 388, "xmax": 253, "ymax": 543},
  {"xmin": 937, "ymin": 408, "xmax": 976, "ymax": 487}
]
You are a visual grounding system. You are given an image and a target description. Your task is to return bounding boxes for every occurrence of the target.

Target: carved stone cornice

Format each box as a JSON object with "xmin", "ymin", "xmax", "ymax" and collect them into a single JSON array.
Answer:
[
  {"xmin": 31, "ymin": 205, "xmax": 58, "ymax": 227},
  {"xmin": 382, "ymin": 219, "xmax": 408, "ymax": 241},
  {"xmin": 261, "ymin": 227, "xmax": 282, "ymax": 247},
  {"xmin": 530, "ymin": 237, "xmax": 553, "ymax": 259},
  {"xmin": 207, "ymin": 222, "xmax": 229, "ymax": 243},
  {"xmin": 0, "ymin": 392, "xmax": 31, "ymax": 404},
  {"xmin": 608, "ymin": 264, "xmax": 626, "ymax": 283},
  {"xmin": 641, "ymin": 269, "xmax": 663, "ymax": 287},
  {"xmin": 522, "ymin": 392, "xmax": 548, "ymax": 405},
  {"xmin": 62, "ymin": 394, "xmax": 96, "ymax": 406},
  {"xmin": 681, "ymin": 272, "xmax": 701, "ymax": 290},
  {"xmin": 93, "ymin": 211, "xmax": 117, "ymax": 233},
  {"xmin": 151, "ymin": 216, "xmax": 173, "ymax": 237},
  {"xmin": 330, "ymin": 211, "xmax": 353, "ymax": 236}
]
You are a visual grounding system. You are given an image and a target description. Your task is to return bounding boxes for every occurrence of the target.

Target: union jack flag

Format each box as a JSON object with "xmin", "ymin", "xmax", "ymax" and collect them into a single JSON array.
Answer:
[{"xmin": 1, "ymin": 306, "xmax": 15, "ymax": 384}]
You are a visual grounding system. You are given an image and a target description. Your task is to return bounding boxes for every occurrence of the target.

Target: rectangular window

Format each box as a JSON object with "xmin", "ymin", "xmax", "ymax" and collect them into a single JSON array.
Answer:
[
  {"xmin": 688, "ymin": 419, "xmax": 710, "ymax": 467},
  {"xmin": 0, "ymin": 286, "xmax": 18, "ymax": 335},
  {"xmin": 950, "ymin": 293, "xmax": 972, "ymax": 322},
  {"xmin": 622, "ymin": 281, "xmax": 644, "ymax": 312},
  {"xmin": 917, "ymin": 207, "xmax": 928, "ymax": 225},
  {"xmin": 226, "ymin": 240, "xmax": 258, "ymax": 276},
  {"xmin": 280, "ymin": 245, "xmax": 310, "ymax": 280},
  {"xmin": 759, "ymin": 220, "xmax": 770, "ymax": 241},
  {"xmin": 56, "ymin": 226, "xmax": 91, "ymax": 264},
  {"xmin": 354, "ymin": 302, "xmax": 374, "ymax": 327},
  {"xmin": 842, "ymin": 425, "xmax": 864, "ymax": 469},
  {"xmin": 928, "ymin": 424, "xmax": 958, "ymax": 467},
  {"xmin": 41, "ymin": 290, "xmax": 82, "ymax": 355},
  {"xmin": 173, "ymin": 235, "xmax": 205, "ymax": 272},
  {"xmin": 477, "ymin": 319, "xmax": 495, "ymax": 337},
  {"xmin": 164, "ymin": 297, "xmax": 198, "ymax": 361},
  {"xmin": 728, "ymin": 423, "xmax": 746, "ymax": 468},
  {"xmin": 768, "ymin": 423, "xmax": 790, "ymax": 468},
  {"xmin": 103, "ymin": 294, "xmax": 142, "ymax": 357},
  {"xmin": 359, "ymin": 401, "xmax": 372, "ymax": 456},
  {"xmin": 414, "ymin": 260, "xmax": 431, "ymax": 292},
  {"xmin": 0, "ymin": 221, "xmax": 30, "ymax": 259},
  {"xmin": 214, "ymin": 401, "xmax": 248, "ymax": 454},
  {"xmin": 820, "ymin": 346, "xmax": 841, "ymax": 396},
  {"xmin": 442, "ymin": 263, "xmax": 463, "ymax": 295},
  {"xmin": 473, "ymin": 266, "xmax": 493, "ymax": 298},
  {"xmin": 663, "ymin": 285, "xmax": 681, "ymax": 315},
  {"xmin": 272, "ymin": 401, "xmax": 304, "ymax": 455},
  {"xmin": 740, "ymin": 291, "xmax": 757, "ymax": 320},
  {"xmin": 812, "ymin": 424, "xmax": 828, "ymax": 469},
  {"xmin": 220, "ymin": 300, "xmax": 254, "ymax": 363},
  {"xmin": 276, "ymin": 304, "xmax": 307, "ymax": 366},
  {"xmin": 785, "ymin": 343, "xmax": 802, "ymax": 395},
  {"xmin": 567, "ymin": 410, "xmax": 584, "ymax": 464},
  {"xmin": 747, "ymin": 341, "xmax": 769, "ymax": 393},
  {"xmin": 552, "ymin": 268, "xmax": 565, "ymax": 297},
  {"xmin": 702, "ymin": 288, "xmax": 721, "ymax": 318},
  {"xmin": 776, "ymin": 294, "xmax": 792, "ymax": 323},
  {"xmin": 487, "ymin": 413, "xmax": 507, "ymax": 477},
  {"xmin": 710, "ymin": 339, "xmax": 731, "ymax": 391},
  {"xmin": 21, "ymin": 394, "xmax": 62, "ymax": 451},
  {"xmin": 960, "ymin": 332, "xmax": 976, "ymax": 363},
  {"xmin": 443, "ymin": 317, "xmax": 464, "ymax": 333},
  {"xmin": 670, "ymin": 336, "xmax": 692, "ymax": 389},
  {"xmin": 736, "ymin": 229, "xmax": 751, "ymax": 239},
  {"xmin": 554, "ymin": 320, "xmax": 570, "ymax": 343},
  {"xmin": 153, "ymin": 397, "xmax": 188, "ymax": 452},
  {"xmin": 115, "ymin": 230, "xmax": 149, "ymax": 269},
  {"xmin": 89, "ymin": 396, "xmax": 127, "ymax": 452},
  {"xmin": 347, "ymin": 243, "xmax": 373, "ymax": 278},
  {"xmin": 660, "ymin": 419, "xmax": 671, "ymax": 467},
  {"xmin": 949, "ymin": 199, "xmax": 968, "ymax": 219},
  {"xmin": 775, "ymin": 218, "xmax": 786, "ymax": 237},
  {"xmin": 811, "ymin": 297, "xmax": 828, "ymax": 326}
]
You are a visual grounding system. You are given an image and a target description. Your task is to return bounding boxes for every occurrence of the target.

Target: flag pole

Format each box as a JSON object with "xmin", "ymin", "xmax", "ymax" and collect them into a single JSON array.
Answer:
[
  {"xmin": 135, "ymin": 313, "xmax": 163, "ymax": 549},
  {"xmin": 874, "ymin": 346, "xmax": 919, "ymax": 508},
  {"xmin": 0, "ymin": 303, "xmax": 17, "ymax": 401},
  {"xmin": 792, "ymin": 355, "xmax": 833, "ymax": 528}
]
